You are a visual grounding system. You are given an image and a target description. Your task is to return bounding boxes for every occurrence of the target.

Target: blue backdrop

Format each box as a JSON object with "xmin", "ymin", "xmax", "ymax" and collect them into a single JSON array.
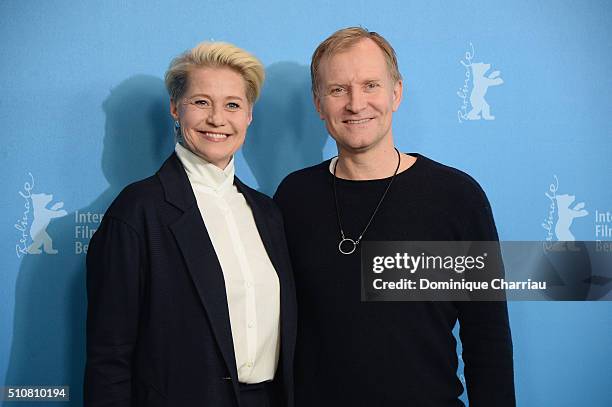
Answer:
[{"xmin": 1, "ymin": 1, "xmax": 611, "ymax": 405}]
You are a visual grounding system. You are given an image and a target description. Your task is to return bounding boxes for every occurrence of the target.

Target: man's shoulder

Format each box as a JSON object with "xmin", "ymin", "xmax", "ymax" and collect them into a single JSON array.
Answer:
[
  {"xmin": 415, "ymin": 154, "xmax": 491, "ymax": 205},
  {"xmin": 275, "ymin": 160, "xmax": 330, "ymax": 195}
]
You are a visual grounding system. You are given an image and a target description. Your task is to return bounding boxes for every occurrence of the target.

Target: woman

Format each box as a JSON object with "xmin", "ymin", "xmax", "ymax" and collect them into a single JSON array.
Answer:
[{"xmin": 84, "ymin": 42, "xmax": 296, "ymax": 407}]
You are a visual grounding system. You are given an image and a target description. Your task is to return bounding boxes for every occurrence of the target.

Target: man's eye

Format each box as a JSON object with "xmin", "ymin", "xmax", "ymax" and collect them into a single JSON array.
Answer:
[
  {"xmin": 330, "ymin": 87, "xmax": 345, "ymax": 95},
  {"xmin": 193, "ymin": 99, "xmax": 209, "ymax": 106},
  {"xmin": 365, "ymin": 82, "xmax": 380, "ymax": 90}
]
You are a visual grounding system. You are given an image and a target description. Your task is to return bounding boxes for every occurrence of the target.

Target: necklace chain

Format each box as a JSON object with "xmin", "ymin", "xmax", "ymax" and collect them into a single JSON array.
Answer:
[{"xmin": 333, "ymin": 148, "xmax": 401, "ymax": 255}]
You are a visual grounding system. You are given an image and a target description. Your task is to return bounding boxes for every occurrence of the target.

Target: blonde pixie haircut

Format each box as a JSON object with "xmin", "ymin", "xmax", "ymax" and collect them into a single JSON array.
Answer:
[
  {"xmin": 311, "ymin": 27, "xmax": 402, "ymax": 97},
  {"xmin": 165, "ymin": 41, "xmax": 265, "ymax": 105}
]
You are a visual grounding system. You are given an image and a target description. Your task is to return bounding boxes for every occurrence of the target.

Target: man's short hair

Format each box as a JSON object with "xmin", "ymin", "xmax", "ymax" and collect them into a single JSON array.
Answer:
[
  {"xmin": 165, "ymin": 41, "xmax": 265, "ymax": 105},
  {"xmin": 310, "ymin": 27, "xmax": 402, "ymax": 97}
]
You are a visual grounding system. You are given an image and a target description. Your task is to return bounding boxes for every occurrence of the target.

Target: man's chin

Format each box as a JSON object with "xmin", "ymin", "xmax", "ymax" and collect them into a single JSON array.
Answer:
[{"xmin": 336, "ymin": 142, "xmax": 380, "ymax": 154}]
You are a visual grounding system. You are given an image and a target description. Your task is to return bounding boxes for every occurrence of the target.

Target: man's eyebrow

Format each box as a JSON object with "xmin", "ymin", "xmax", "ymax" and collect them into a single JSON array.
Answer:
[
  {"xmin": 362, "ymin": 78, "xmax": 383, "ymax": 83},
  {"xmin": 324, "ymin": 83, "xmax": 347, "ymax": 88},
  {"xmin": 324, "ymin": 79, "xmax": 382, "ymax": 87}
]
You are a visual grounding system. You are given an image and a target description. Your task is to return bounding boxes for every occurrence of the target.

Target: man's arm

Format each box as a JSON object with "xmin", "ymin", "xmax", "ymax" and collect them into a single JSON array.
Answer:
[
  {"xmin": 84, "ymin": 216, "xmax": 142, "ymax": 407},
  {"xmin": 457, "ymin": 203, "xmax": 516, "ymax": 406}
]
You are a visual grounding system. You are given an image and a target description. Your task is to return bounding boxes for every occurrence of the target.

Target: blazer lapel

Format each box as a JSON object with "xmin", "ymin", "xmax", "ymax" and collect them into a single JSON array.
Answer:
[
  {"xmin": 235, "ymin": 179, "xmax": 285, "ymax": 281},
  {"xmin": 157, "ymin": 154, "xmax": 240, "ymax": 388},
  {"xmin": 235, "ymin": 178, "xmax": 297, "ymax": 400}
]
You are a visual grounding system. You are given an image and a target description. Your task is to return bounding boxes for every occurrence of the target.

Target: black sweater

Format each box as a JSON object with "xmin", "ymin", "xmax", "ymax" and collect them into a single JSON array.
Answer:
[{"xmin": 274, "ymin": 154, "xmax": 515, "ymax": 407}]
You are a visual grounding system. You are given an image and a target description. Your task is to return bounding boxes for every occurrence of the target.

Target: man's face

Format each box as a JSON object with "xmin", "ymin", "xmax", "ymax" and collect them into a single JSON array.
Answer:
[{"xmin": 314, "ymin": 38, "xmax": 402, "ymax": 154}]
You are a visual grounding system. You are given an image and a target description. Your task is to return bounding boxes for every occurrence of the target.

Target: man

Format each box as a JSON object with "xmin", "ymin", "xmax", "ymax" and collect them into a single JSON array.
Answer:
[{"xmin": 274, "ymin": 27, "xmax": 515, "ymax": 406}]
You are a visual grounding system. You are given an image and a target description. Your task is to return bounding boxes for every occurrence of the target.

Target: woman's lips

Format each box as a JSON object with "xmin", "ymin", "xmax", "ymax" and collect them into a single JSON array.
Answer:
[{"xmin": 198, "ymin": 131, "xmax": 229, "ymax": 141}]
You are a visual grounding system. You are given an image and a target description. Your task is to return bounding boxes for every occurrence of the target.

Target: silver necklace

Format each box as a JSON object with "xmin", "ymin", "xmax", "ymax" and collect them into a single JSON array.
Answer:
[{"xmin": 333, "ymin": 148, "xmax": 401, "ymax": 255}]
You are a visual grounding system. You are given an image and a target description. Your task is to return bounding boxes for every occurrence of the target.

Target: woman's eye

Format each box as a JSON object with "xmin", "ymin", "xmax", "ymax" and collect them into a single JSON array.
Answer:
[
  {"xmin": 226, "ymin": 102, "xmax": 240, "ymax": 110},
  {"xmin": 193, "ymin": 99, "xmax": 209, "ymax": 106}
]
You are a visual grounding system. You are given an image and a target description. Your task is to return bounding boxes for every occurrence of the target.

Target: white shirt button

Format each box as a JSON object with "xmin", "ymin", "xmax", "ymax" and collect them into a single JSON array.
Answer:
[
  {"xmin": 246, "ymin": 281, "xmax": 253, "ymax": 288},
  {"xmin": 248, "ymin": 322, "xmax": 254, "ymax": 328}
]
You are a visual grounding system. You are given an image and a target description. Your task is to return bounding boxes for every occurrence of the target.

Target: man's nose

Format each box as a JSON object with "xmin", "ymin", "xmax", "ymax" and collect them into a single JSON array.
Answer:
[{"xmin": 346, "ymin": 90, "xmax": 367, "ymax": 113}]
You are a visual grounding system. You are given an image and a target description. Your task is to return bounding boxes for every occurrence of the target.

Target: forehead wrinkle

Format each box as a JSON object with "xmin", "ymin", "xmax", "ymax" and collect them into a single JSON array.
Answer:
[
  {"xmin": 187, "ymin": 81, "xmax": 246, "ymax": 95},
  {"xmin": 320, "ymin": 39, "xmax": 393, "ymax": 85},
  {"xmin": 185, "ymin": 67, "xmax": 247, "ymax": 99},
  {"xmin": 323, "ymin": 60, "xmax": 387, "ymax": 84}
]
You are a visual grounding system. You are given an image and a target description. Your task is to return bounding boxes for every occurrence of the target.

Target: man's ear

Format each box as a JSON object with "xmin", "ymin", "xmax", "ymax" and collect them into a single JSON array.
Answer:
[
  {"xmin": 392, "ymin": 80, "xmax": 403, "ymax": 112},
  {"xmin": 314, "ymin": 94, "xmax": 324, "ymax": 120}
]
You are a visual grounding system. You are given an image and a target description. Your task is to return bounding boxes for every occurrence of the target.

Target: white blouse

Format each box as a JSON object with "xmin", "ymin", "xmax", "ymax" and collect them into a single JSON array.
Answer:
[{"xmin": 175, "ymin": 143, "xmax": 280, "ymax": 384}]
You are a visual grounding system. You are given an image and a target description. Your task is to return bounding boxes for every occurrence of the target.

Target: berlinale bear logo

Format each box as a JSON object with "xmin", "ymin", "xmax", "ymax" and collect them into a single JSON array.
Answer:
[
  {"xmin": 555, "ymin": 194, "xmax": 588, "ymax": 241},
  {"xmin": 466, "ymin": 62, "xmax": 504, "ymax": 121},
  {"xmin": 542, "ymin": 175, "xmax": 588, "ymax": 242},
  {"xmin": 28, "ymin": 193, "xmax": 67, "ymax": 254},
  {"xmin": 457, "ymin": 43, "xmax": 504, "ymax": 123},
  {"xmin": 15, "ymin": 173, "xmax": 68, "ymax": 257}
]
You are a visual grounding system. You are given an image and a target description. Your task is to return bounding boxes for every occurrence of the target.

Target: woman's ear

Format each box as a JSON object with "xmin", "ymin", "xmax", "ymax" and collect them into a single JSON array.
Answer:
[
  {"xmin": 247, "ymin": 105, "xmax": 253, "ymax": 126},
  {"xmin": 170, "ymin": 98, "xmax": 179, "ymax": 121}
]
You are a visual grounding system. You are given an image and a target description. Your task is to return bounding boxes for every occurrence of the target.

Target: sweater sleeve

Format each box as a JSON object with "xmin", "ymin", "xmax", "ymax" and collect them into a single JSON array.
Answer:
[{"xmin": 455, "ymin": 203, "xmax": 516, "ymax": 406}]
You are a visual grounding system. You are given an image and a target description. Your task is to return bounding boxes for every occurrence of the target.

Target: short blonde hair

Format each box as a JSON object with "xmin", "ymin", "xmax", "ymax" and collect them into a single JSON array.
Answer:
[
  {"xmin": 165, "ymin": 41, "xmax": 265, "ymax": 104},
  {"xmin": 311, "ymin": 27, "xmax": 402, "ymax": 96}
]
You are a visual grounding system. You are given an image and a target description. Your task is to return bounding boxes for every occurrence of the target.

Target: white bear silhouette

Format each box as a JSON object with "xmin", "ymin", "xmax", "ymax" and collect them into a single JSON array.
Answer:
[
  {"xmin": 27, "ymin": 193, "xmax": 67, "ymax": 254},
  {"xmin": 555, "ymin": 194, "xmax": 588, "ymax": 241},
  {"xmin": 467, "ymin": 62, "xmax": 503, "ymax": 120}
]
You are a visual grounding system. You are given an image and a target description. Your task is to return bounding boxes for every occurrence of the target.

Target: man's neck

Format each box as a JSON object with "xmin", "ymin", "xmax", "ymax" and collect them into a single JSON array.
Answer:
[{"xmin": 335, "ymin": 145, "xmax": 416, "ymax": 180}]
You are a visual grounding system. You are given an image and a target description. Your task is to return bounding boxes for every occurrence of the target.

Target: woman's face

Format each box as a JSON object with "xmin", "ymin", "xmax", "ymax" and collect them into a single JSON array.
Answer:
[{"xmin": 170, "ymin": 67, "xmax": 252, "ymax": 169}]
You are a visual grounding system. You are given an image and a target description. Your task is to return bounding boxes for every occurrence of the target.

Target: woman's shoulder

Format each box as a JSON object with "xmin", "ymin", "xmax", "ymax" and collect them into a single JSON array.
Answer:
[{"xmin": 104, "ymin": 175, "xmax": 164, "ymax": 223}]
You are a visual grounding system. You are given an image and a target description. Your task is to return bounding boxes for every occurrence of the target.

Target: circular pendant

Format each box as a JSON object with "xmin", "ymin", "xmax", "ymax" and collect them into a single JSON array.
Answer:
[{"xmin": 339, "ymin": 238, "xmax": 357, "ymax": 255}]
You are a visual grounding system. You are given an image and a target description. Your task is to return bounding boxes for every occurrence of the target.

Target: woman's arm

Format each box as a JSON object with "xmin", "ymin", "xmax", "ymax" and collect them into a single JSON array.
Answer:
[{"xmin": 84, "ymin": 216, "xmax": 143, "ymax": 407}]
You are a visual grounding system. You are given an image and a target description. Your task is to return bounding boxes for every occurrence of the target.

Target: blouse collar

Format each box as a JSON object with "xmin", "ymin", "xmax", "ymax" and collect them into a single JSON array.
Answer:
[{"xmin": 175, "ymin": 143, "xmax": 234, "ymax": 193}]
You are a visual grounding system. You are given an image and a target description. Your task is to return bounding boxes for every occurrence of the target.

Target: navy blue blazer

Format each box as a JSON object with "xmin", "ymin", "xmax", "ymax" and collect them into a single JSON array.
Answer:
[{"xmin": 85, "ymin": 153, "xmax": 296, "ymax": 407}]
